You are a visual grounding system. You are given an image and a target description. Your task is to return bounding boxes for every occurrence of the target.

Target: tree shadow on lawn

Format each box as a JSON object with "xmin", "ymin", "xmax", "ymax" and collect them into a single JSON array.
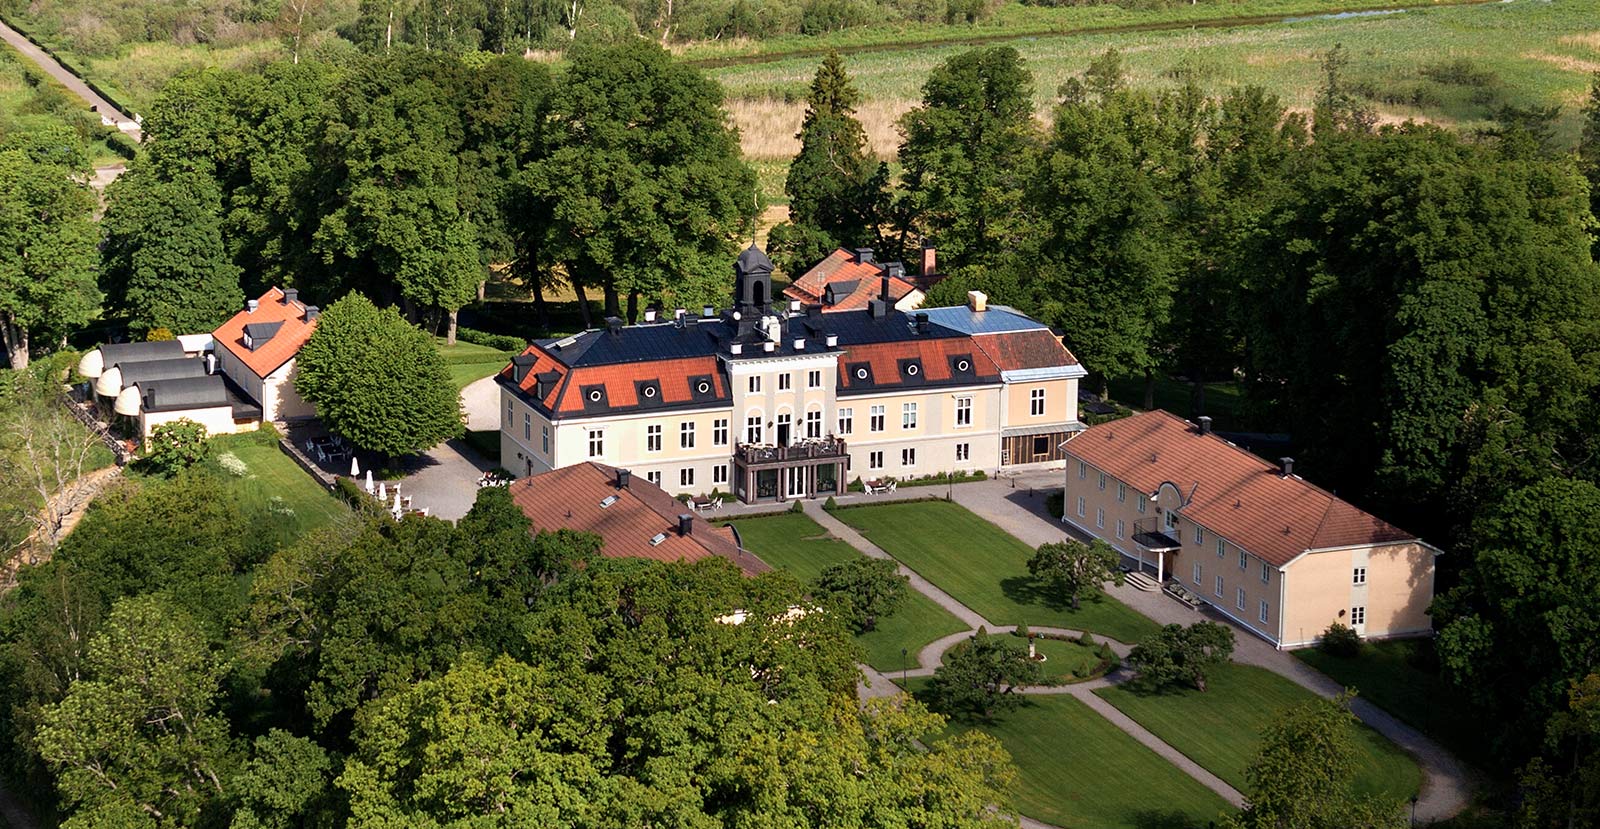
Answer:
[
  {"xmin": 1129, "ymin": 809, "xmax": 1215, "ymax": 829},
  {"xmin": 999, "ymin": 574, "xmax": 1119, "ymax": 616}
]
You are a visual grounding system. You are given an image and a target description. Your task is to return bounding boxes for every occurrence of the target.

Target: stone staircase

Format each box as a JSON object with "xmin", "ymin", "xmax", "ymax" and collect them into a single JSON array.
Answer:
[{"xmin": 1124, "ymin": 569, "xmax": 1159, "ymax": 592}]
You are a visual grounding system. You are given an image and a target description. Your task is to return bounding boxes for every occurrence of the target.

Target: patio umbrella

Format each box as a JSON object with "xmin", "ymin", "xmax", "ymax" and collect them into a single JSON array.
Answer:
[
  {"xmin": 393, "ymin": 491, "xmax": 403, "ymax": 513},
  {"xmin": 378, "ymin": 482, "xmax": 387, "ymax": 500},
  {"xmin": 364, "ymin": 469, "xmax": 374, "ymax": 493},
  {"xmin": 350, "ymin": 455, "xmax": 361, "ymax": 477}
]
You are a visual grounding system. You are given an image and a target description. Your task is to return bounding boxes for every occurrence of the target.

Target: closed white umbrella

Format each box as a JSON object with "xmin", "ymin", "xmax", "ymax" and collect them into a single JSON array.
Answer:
[
  {"xmin": 393, "ymin": 491, "xmax": 403, "ymax": 513},
  {"xmin": 378, "ymin": 482, "xmax": 387, "ymax": 500},
  {"xmin": 350, "ymin": 455, "xmax": 361, "ymax": 477},
  {"xmin": 364, "ymin": 469, "xmax": 374, "ymax": 493}
]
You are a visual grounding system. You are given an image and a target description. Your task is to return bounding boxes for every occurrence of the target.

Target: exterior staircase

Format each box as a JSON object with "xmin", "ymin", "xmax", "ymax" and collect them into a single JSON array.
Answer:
[{"xmin": 1123, "ymin": 569, "xmax": 1159, "ymax": 592}]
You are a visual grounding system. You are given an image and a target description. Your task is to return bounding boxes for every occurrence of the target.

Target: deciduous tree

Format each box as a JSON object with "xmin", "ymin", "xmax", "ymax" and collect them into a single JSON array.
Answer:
[
  {"xmin": 926, "ymin": 627, "xmax": 1042, "ymax": 721},
  {"xmin": 1127, "ymin": 621, "xmax": 1233, "ymax": 692},
  {"xmin": 1026, "ymin": 539, "xmax": 1122, "ymax": 611},
  {"xmin": 810, "ymin": 557, "xmax": 908, "ymax": 632}
]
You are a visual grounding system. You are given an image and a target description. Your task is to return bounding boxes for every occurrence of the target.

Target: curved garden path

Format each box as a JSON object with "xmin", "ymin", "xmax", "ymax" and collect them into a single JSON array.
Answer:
[{"xmin": 809, "ymin": 483, "xmax": 1473, "ymax": 824}]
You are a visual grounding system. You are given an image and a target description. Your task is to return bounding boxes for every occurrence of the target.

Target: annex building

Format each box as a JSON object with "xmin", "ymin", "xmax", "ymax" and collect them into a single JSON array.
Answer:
[
  {"xmin": 497, "ymin": 246, "xmax": 1086, "ymax": 504},
  {"xmin": 1062, "ymin": 410, "xmax": 1440, "ymax": 648}
]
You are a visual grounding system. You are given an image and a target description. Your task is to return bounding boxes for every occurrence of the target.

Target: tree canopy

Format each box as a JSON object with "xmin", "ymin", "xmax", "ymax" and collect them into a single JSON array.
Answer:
[
  {"xmin": 1026, "ymin": 539, "xmax": 1123, "ymax": 611},
  {"xmin": 926, "ymin": 627, "xmax": 1042, "ymax": 721},
  {"xmin": 1127, "ymin": 622, "xmax": 1234, "ymax": 693}
]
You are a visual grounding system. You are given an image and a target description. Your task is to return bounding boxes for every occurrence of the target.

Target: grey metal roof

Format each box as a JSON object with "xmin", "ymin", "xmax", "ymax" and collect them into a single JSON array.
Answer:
[
  {"xmin": 100, "ymin": 340, "xmax": 185, "ymax": 367},
  {"xmin": 117, "ymin": 358, "xmax": 206, "ymax": 387},
  {"xmin": 920, "ymin": 305, "xmax": 1051, "ymax": 335},
  {"xmin": 242, "ymin": 321, "xmax": 283, "ymax": 350},
  {"xmin": 138, "ymin": 376, "xmax": 230, "ymax": 412}
]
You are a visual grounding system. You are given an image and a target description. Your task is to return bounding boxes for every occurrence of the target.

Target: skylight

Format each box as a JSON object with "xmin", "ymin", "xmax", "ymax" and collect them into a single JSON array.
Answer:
[
  {"xmin": 649, "ymin": 532, "xmax": 668, "ymax": 546},
  {"xmin": 599, "ymin": 495, "xmax": 620, "ymax": 508}
]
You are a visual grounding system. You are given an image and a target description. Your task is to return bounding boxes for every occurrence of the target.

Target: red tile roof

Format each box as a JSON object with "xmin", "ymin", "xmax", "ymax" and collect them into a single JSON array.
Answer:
[
  {"xmin": 507, "ymin": 463, "xmax": 769, "ymax": 576},
  {"xmin": 973, "ymin": 329, "xmax": 1078, "ymax": 371},
  {"xmin": 836, "ymin": 337, "xmax": 1001, "ymax": 392},
  {"xmin": 212, "ymin": 287, "xmax": 316, "ymax": 378},
  {"xmin": 784, "ymin": 249, "xmax": 918, "ymax": 312},
  {"xmin": 499, "ymin": 352, "xmax": 727, "ymax": 416},
  {"xmin": 1064, "ymin": 410, "xmax": 1419, "ymax": 567}
]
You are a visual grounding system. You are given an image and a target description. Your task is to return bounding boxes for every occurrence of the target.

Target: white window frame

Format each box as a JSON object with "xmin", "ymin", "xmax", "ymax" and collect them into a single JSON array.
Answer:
[
  {"xmin": 1239, "ymin": 549, "xmax": 1248, "ymax": 570},
  {"xmin": 713, "ymin": 464, "xmax": 728, "ymax": 485},
  {"xmin": 587, "ymin": 429, "xmax": 604, "ymax": 458},
  {"xmin": 1195, "ymin": 526, "xmax": 1205, "ymax": 545},
  {"xmin": 1099, "ymin": 472, "xmax": 1107, "ymax": 491},
  {"xmin": 1236, "ymin": 587, "xmax": 1246, "ymax": 611},
  {"xmin": 1030, "ymin": 387, "xmax": 1046, "ymax": 417},
  {"xmin": 902, "ymin": 402, "xmax": 918, "ymax": 429},
  {"xmin": 646, "ymin": 470, "xmax": 662, "ymax": 485},
  {"xmin": 1116, "ymin": 519, "xmax": 1125, "ymax": 540},
  {"xmin": 870, "ymin": 405, "xmax": 885, "ymax": 432},
  {"xmin": 748, "ymin": 376, "xmax": 761, "ymax": 393},
  {"xmin": 1259, "ymin": 600, "xmax": 1270, "ymax": 624},
  {"xmin": 1095, "ymin": 507, "xmax": 1105, "ymax": 529},
  {"xmin": 956, "ymin": 443, "xmax": 970, "ymax": 462},
  {"xmin": 1192, "ymin": 562, "xmax": 1202, "ymax": 586},
  {"xmin": 540, "ymin": 425, "xmax": 549, "ymax": 455},
  {"xmin": 869, "ymin": 451, "xmax": 884, "ymax": 470},
  {"xmin": 901, "ymin": 447, "xmax": 915, "ymax": 467},
  {"xmin": 1117, "ymin": 482, "xmax": 1126, "ymax": 503},
  {"xmin": 523, "ymin": 412, "xmax": 531, "ymax": 441},
  {"xmin": 646, "ymin": 424, "xmax": 662, "ymax": 452},
  {"xmin": 1138, "ymin": 498, "xmax": 1146, "ymax": 515},
  {"xmin": 1353, "ymin": 567, "xmax": 1367, "ymax": 585},
  {"xmin": 1078, "ymin": 461, "xmax": 1087, "ymax": 480},
  {"xmin": 713, "ymin": 418, "xmax": 728, "ymax": 446},
  {"xmin": 1260, "ymin": 562, "xmax": 1271, "ymax": 584},
  {"xmin": 955, "ymin": 396, "xmax": 972, "ymax": 428},
  {"xmin": 805, "ymin": 409, "xmax": 822, "ymax": 439},
  {"xmin": 1214, "ymin": 575, "xmax": 1223, "ymax": 598},
  {"xmin": 807, "ymin": 369, "xmax": 822, "ymax": 389},
  {"xmin": 1076, "ymin": 496, "xmax": 1086, "ymax": 518},
  {"xmin": 1351, "ymin": 606, "xmax": 1366, "ymax": 626},
  {"xmin": 680, "ymin": 467, "xmax": 695, "ymax": 487},
  {"xmin": 779, "ymin": 373, "xmax": 792, "ymax": 391},
  {"xmin": 838, "ymin": 407, "xmax": 853, "ymax": 435},
  {"xmin": 745, "ymin": 415, "xmax": 762, "ymax": 445},
  {"xmin": 680, "ymin": 421, "xmax": 695, "ymax": 449},
  {"xmin": 1217, "ymin": 539, "xmax": 1226, "ymax": 558}
]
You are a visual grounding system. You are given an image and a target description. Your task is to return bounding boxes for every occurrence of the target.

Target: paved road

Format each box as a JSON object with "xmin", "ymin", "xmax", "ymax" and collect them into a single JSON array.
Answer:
[
  {"xmin": 0, "ymin": 17, "xmax": 141, "ymax": 140},
  {"xmin": 948, "ymin": 473, "xmax": 1476, "ymax": 823}
]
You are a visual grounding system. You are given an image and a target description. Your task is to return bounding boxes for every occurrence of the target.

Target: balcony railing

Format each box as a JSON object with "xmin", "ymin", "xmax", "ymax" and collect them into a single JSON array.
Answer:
[
  {"xmin": 1132, "ymin": 516, "xmax": 1182, "ymax": 552},
  {"xmin": 734, "ymin": 436, "xmax": 847, "ymax": 466}
]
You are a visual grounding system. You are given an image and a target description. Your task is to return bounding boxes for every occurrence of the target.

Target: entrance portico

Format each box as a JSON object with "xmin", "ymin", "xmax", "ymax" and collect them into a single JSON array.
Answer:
[{"xmin": 732, "ymin": 437, "xmax": 848, "ymax": 503}]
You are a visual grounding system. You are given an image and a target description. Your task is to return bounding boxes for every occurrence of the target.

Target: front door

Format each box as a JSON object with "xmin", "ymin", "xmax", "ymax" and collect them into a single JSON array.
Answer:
[{"xmin": 786, "ymin": 466, "xmax": 807, "ymax": 499}]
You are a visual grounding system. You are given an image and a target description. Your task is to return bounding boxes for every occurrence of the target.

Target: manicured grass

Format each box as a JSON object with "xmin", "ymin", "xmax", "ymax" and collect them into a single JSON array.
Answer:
[
  {"xmin": 726, "ymin": 512, "xmax": 970, "ymax": 672},
  {"xmin": 447, "ymin": 361, "xmax": 505, "ymax": 390},
  {"xmin": 1026, "ymin": 636, "xmax": 1112, "ymax": 684},
  {"xmin": 1295, "ymin": 639, "xmax": 1486, "ymax": 770},
  {"xmin": 210, "ymin": 435, "xmax": 348, "ymax": 536},
  {"xmin": 832, "ymin": 500, "xmax": 1160, "ymax": 644},
  {"xmin": 939, "ymin": 694, "xmax": 1232, "ymax": 829},
  {"xmin": 1095, "ymin": 662, "xmax": 1422, "ymax": 803},
  {"xmin": 435, "ymin": 337, "xmax": 512, "ymax": 390}
]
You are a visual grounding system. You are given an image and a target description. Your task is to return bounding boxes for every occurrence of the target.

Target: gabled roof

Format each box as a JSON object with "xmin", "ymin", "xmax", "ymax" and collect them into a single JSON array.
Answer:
[
  {"xmin": 213, "ymin": 287, "xmax": 316, "ymax": 379},
  {"xmin": 507, "ymin": 463, "xmax": 769, "ymax": 576},
  {"xmin": 837, "ymin": 336, "xmax": 1001, "ymax": 394},
  {"xmin": 1064, "ymin": 410, "xmax": 1421, "ymax": 567},
  {"xmin": 784, "ymin": 249, "xmax": 918, "ymax": 311}
]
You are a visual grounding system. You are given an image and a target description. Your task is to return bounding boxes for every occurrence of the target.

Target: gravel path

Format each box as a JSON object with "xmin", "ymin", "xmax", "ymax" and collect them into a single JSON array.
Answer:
[{"xmin": 0, "ymin": 17, "xmax": 141, "ymax": 139}]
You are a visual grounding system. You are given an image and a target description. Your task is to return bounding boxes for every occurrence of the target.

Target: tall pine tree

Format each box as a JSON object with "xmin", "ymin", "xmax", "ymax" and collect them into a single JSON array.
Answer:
[{"xmin": 767, "ymin": 51, "xmax": 888, "ymax": 276}]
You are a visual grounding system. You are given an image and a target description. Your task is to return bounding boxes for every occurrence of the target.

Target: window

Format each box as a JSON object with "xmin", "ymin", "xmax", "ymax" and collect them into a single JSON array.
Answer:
[
  {"xmin": 713, "ymin": 418, "xmax": 728, "ymax": 446},
  {"xmin": 1030, "ymin": 388, "xmax": 1046, "ymax": 416},
  {"xmin": 680, "ymin": 422, "xmax": 695, "ymax": 449},
  {"xmin": 1076, "ymin": 496, "xmax": 1086, "ymax": 518},
  {"xmin": 1353, "ymin": 567, "xmax": 1367, "ymax": 585},
  {"xmin": 1116, "ymin": 519, "xmax": 1125, "ymax": 540},
  {"xmin": 807, "ymin": 370, "xmax": 822, "ymax": 389},
  {"xmin": 523, "ymin": 412, "xmax": 531, "ymax": 441},
  {"xmin": 646, "ymin": 424, "xmax": 662, "ymax": 452},
  {"xmin": 805, "ymin": 410, "xmax": 822, "ymax": 438},
  {"xmin": 1098, "ymin": 472, "xmax": 1107, "ymax": 491},
  {"xmin": 870, "ymin": 405, "xmax": 885, "ymax": 432},
  {"xmin": 956, "ymin": 443, "xmax": 970, "ymax": 462},
  {"xmin": 1239, "ymin": 549, "xmax": 1248, "ymax": 570},
  {"xmin": 1033, "ymin": 435, "xmax": 1050, "ymax": 456},
  {"xmin": 646, "ymin": 470, "xmax": 662, "ymax": 485},
  {"xmin": 869, "ymin": 451, "xmax": 884, "ymax": 470},
  {"xmin": 541, "ymin": 425, "xmax": 549, "ymax": 454},
  {"xmin": 746, "ymin": 415, "xmax": 762, "ymax": 445},
  {"xmin": 835, "ymin": 408, "xmax": 853, "ymax": 435},
  {"xmin": 901, "ymin": 447, "xmax": 916, "ymax": 466},
  {"xmin": 776, "ymin": 412, "xmax": 791, "ymax": 442},
  {"xmin": 1259, "ymin": 600, "xmax": 1270, "ymax": 624},
  {"xmin": 714, "ymin": 464, "xmax": 728, "ymax": 485},
  {"xmin": 1260, "ymin": 562, "xmax": 1271, "ymax": 584},
  {"xmin": 779, "ymin": 373, "xmax": 792, "ymax": 391},
  {"xmin": 955, "ymin": 396, "xmax": 972, "ymax": 427},
  {"xmin": 506, "ymin": 400, "xmax": 513, "ymax": 429},
  {"xmin": 902, "ymin": 402, "xmax": 918, "ymax": 429},
  {"xmin": 680, "ymin": 468, "xmax": 695, "ymax": 487},
  {"xmin": 1078, "ymin": 461, "xmax": 1087, "ymax": 480},
  {"xmin": 1117, "ymin": 482, "xmax": 1126, "ymax": 503},
  {"xmin": 1236, "ymin": 588, "xmax": 1246, "ymax": 611},
  {"xmin": 1195, "ymin": 526, "xmax": 1205, "ymax": 545},
  {"xmin": 748, "ymin": 376, "xmax": 761, "ymax": 393},
  {"xmin": 1096, "ymin": 507, "xmax": 1105, "ymax": 529},
  {"xmin": 1214, "ymin": 575, "xmax": 1224, "ymax": 598},
  {"xmin": 1192, "ymin": 562, "xmax": 1202, "ymax": 586},
  {"xmin": 1351, "ymin": 606, "xmax": 1366, "ymax": 626},
  {"xmin": 587, "ymin": 429, "xmax": 604, "ymax": 458},
  {"xmin": 1217, "ymin": 539, "xmax": 1226, "ymax": 558},
  {"xmin": 1138, "ymin": 498, "xmax": 1146, "ymax": 515}
]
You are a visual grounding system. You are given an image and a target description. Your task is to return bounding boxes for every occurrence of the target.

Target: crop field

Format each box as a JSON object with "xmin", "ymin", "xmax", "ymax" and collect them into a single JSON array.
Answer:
[{"xmin": 714, "ymin": 0, "xmax": 1600, "ymax": 161}]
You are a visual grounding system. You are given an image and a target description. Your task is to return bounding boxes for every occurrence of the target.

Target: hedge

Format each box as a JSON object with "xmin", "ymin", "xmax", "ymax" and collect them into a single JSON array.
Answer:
[{"xmin": 456, "ymin": 326, "xmax": 527, "ymax": 352}]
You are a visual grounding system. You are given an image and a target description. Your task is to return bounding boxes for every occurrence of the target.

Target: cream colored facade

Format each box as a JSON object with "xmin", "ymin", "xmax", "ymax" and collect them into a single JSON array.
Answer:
[
  {"xmin": 212, "ymin": 346, "xmax": 314, "ymax": 423},
  {"xmin": 502, "ymin": 366, "xmax": 1078, "ymax": 500},
  {"xmin": 1064, "ymin": 455, "xmax": 1437, "ymax": 649},
  {"xmin": 140, "ymin": 404, "xmax": 252, "ymax": 440}
]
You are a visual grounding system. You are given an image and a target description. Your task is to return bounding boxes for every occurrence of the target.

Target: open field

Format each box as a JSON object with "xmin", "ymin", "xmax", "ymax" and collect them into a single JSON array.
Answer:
[
  {"xmin": 726, "ymin": 511, "xmax": 970, "ymax": 671},
  {"xmin": 1296, "ymin": 639, "xmax": 1488, "ymax": 770},
  {"xmin": 832, "ymin": 500, "xmax": 1161, "ymax": 643},
  {"xmin": 715, "ymin": 0, "xmax": 1599, "ymax": 159},
  {"xmin": 1096, "ymin": 662, "xmax": 1423, "ymax": 802},
  {"xmin": 938, "ymin": 693, "xmax": 1233, "ymax": 828}
]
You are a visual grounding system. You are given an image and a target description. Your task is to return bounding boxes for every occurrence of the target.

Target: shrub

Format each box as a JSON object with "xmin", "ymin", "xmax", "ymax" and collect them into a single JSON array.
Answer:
[
  {"xmin": 1016, "ymin": 623, "xmax": 1031, "ymax": 640},
  {"xmin": 823, "ymin": 496, "xmax": 838, "ymax": 511},
  {"xmin": 1319, "ymin": 622, "xmax": 1363, "ymax": 658},
  {"xmin": 789, "ymin": 499, "xmax": 805, "ymax": 514},
  {"xmin": 1077, "ymin": 631, "xmax": 1096, "ymax": 648},
  {"xmin": 1045, "ymin": 490, "xmax": 1064, "ymax": 518},
  {"xmin": 217, "ymin": 452, "xmax": 249, "ymax": 477},
  {"xmin": 455, "ymin": 326, "xmax": 526, "ymax": 352},
  {"xmin": 144, "ymin": 418, "xmax": 209, "ymax": 476},
  {"xmin": 1098, "ymin": 642, "xmax": 1117, "ymax": 663},
  {"xmin": 144, "ymin": 327, "xmax": 174, "ymax": 342}
]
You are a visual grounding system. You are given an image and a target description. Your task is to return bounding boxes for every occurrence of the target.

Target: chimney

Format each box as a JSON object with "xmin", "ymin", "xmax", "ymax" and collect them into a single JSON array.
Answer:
[
  {"xmin": 730, "ymin": 343, "xmax": 743, "ymax": 355},
  {"xmin": 854, "ymin": 247, "xmax": 875, "ymax": 265},
  {"xmin": 1279, "ymin": 457, "xmax": 1295, "ymax": 477},
  {"xmin": 868, "ymin": 299, "xmax": 888, "ymax": 318},
  {"xmin": 763, "ymin": 341, "xmax": 775, "ymax": 352},
  {"xmin": 702, "ymin": 305, "xmax": 715, "ymax": 318},
  {"xmin": 825, "ymin": 333, "xmax": 838, "ymax": 347},
  {"xmin": 303, "ymin": 305, "xmax": 320, "ymax": 322},
  {"xmin": 921, "ymin": 244, "xmax": 937, "ymax": 276},
  {"xmin": 617, "ymin": 468, "xmax": 630, "ymax": 489},
  {"xmin": 967, "ymin": 290, "xmax": 987, "ymax": 312},
  {"xmin": 605, "ymin": 316, "xmax": 623, "ymax": 335},
  {"xmin": 881, "ymin": 275, "xmax": 892, "ymax": 303},
  {"xmin": 678, "ymin": 513, "xmax": 693, "ymax": 536},
  {"xmin": 885, "ymin": 262, "xmax": 904, "ymax": 279},
  {"xmin": 788, "ymin": 299, "xmax": 802, "ymax": 313},
  {"xmin": 915, "ymin": 312, "xmax": 930, "ymax": 334},
  {"xmin": 1197, "ymin": 416, "xmax": 1212, "ymax": 435},
  {"xmin": 246, "ymin": 299, "xmax": 259, "ymax": 314},
  {"xmin": 793, "ymin": 338, "xmax": 805, "ymax": 350},
  {"xmin": 281, "ymin": 288, "xmax": 298, "ymax": 305},
  {"xmin": 644, "ymin": 307, "xmax": 658, "ymax": 323}
]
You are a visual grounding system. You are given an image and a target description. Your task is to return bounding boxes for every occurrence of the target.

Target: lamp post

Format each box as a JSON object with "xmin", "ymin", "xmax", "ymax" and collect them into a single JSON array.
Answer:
[
  {"xmin": 901, "ymin": 647, "xmax": 909, "ymax": 690},
  {"xmin": 1410, "ymin": 795, "xmax": 1418, "ymax": 825}
]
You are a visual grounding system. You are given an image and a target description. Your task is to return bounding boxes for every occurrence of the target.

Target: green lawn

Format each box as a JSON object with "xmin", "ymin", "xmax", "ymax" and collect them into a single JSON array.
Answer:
[
  {"xmin": 832, "ymin": 500, "xmax": 1160, "ymax": 644},
  {"xmin": 1028, "ymin": 636, "xmax": 1113, "ymax": 684},
  {"xmin": 447, "ymin": 361, "xmax": 505, "ymax": 390},
  {"xmin": 1295, "ymin": 639, "xmax": 1485, "ymax": 770},
  {"xmin": 726, "ymin": 512, "xmax": 970, "ymax": 672},
  {"xmin": 435, "ymin": 338, "xmax": 512, "ymax": 391},
  {"xmin": 210, "ymin": 435, "xmax": 349, "ymax": 537},
  {"xmin": 939, "ymin": 694, "xmax": 1232, "ymax": 829},
  {"xmin": 1095, "ymin": 663, "xmax": 1422, "ymax": 803}
]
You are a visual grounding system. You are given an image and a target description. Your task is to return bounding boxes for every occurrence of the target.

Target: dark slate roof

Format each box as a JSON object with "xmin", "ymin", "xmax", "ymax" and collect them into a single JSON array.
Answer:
[
  {"xmin": 138, "ymin": 376, "xmax": 230, "ymax": 412},
  {"xmin": 101, "ymin": 340, "xmax": 185, "ymax": 367},
  {"xmin": 117, "ymin": 358, "xmax": 206, "ymax": 387},
  {"xmin": 242, "ymin": 321, "xmax": 284, "ymax": 350},
  {"xmin": 736, "ymin": 244, "xmax": 774, "ymax": 277}
]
